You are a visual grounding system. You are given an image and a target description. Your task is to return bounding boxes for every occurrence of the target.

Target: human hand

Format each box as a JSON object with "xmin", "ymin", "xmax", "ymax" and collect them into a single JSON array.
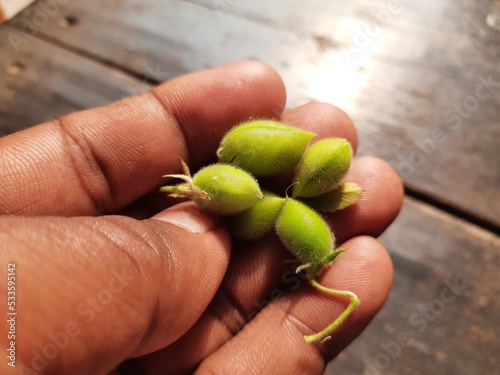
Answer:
[{"xmin": 0, "ymin": 61, "xmax": 403, "ymax": 375}]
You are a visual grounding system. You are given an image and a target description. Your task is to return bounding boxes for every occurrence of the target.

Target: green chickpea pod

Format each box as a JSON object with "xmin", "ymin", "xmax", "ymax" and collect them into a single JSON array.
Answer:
[
  {"xmin": 160, "ymin": 120, "xmax": 363, "ymax": 343},
  {"xmin": 275, "ymin": 198, "xmax": 359, "ymax": 343},
  {"xmin": 160, "ymin": 160, "xmax": 263, "ymax": 215},
  {"xmin": 217, "ymin": 120, "xmax": 315, "ymax": 176}
]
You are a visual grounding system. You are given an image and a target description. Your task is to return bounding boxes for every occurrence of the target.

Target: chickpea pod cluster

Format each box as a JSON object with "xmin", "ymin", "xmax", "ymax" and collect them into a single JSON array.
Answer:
[{"xmin": 160, "ymin": 120, "xmax": 362, "ymax": 343}]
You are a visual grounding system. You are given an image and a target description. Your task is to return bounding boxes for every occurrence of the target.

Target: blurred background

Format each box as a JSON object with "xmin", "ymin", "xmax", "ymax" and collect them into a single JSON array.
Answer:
[
  {"xmin": 0, "ymin": 0, "xmax": 35, "ymax": 22},
  {"xmin": 0, "ymin": 1, "xmax": 499, "ymax": 374}
]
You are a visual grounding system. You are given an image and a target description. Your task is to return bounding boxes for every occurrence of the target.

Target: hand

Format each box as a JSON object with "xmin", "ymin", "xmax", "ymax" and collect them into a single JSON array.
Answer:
[{"xmin": 0, "ymin": 61, "xmax": 403, "ymax": 375}]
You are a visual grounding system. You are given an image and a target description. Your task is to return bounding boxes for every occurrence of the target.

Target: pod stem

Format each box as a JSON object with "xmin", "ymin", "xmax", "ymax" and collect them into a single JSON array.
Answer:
[{"xmin": 304, "ymin": 278, "xmax": 360, "ymax": 343}]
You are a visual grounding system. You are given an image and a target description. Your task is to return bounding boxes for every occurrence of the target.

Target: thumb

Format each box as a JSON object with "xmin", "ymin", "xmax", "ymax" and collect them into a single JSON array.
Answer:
[{"xmin": 1, "ymin": 202, "xmax": 230, "ymax": 375}]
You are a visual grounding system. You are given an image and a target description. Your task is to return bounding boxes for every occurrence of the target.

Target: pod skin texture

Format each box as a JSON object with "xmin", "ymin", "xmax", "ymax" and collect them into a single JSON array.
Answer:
[
  {"xmin": 303, "ymin": 182, "xmax": 363, "ymax": 213},
  {"xmin": 192, "ymin": 164, "xmax": 263, "ymax": 215},
  {"xmin": 275, "ymin": 198, "xmax": 334, "ymax": 265},
  {"xmin": 292, "ymin": 138, "xmax": 352, "ymax": 198},
  {"xmin": 217, "ymin": 120, "xmax": 315, "ymax": 177},
  {"xmin": 229, "ymin": 191, "xmax": 286, "ymax": 240}
]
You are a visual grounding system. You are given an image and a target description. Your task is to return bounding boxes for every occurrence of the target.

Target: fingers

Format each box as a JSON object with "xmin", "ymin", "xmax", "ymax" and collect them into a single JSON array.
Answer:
[
  {"xmin": 128, "ymin": 235, "xmax": 292, "ymax": 375},
  {"xmin": 196, "ymin": 237, "xmax": 393, "ymax": 375},
  {"xmin": 0, "ymin": 203, "xmax": 230, "ymax": 374},
  {"xmin": 0, "ymin": 61, "xmax": 286, "ymax": 216},
  {"xmin": 124, "ymin": 104, "xmax": 400, "ymax": 373},
  {"xmin": 221, "ymin": 156, "xmax": 401, "ymax": 311},
  {"xmin": 92, "ymin": 101, "xmax": 359, "ymax": 221}
]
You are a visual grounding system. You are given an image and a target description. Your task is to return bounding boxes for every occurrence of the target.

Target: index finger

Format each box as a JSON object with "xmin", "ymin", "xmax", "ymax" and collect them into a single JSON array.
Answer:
[{"xmin": 0, "ymin": 61, "xmax": 286, "ymax": 216}]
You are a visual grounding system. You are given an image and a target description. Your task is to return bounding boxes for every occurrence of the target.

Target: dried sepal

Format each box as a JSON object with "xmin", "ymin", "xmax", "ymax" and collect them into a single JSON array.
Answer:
[{"xmin": 302, "ymin": 182, "xmax": 363, "ymax": 213}]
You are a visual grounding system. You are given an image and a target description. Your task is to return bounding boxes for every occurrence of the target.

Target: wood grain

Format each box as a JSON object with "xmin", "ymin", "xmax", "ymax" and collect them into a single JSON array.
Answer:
[
  {"xmin": 326, "ymin": 197, "xmax": 500, "ymax": 375},
  {"xmin": 0, "ymin": 24, "xmax": 149, "ymax": 135}
]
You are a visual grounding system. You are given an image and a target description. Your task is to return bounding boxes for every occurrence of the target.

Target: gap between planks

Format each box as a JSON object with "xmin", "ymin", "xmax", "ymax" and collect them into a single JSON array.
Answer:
[{"xmin": 405, "ymin": 186, "xmax": 499, "ymax": 236}]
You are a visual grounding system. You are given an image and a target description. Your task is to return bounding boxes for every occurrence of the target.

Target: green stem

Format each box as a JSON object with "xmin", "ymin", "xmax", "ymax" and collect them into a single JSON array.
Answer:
[{"xmin": 304, "ymin": 279, "xmax": 360, "ymax": 343}]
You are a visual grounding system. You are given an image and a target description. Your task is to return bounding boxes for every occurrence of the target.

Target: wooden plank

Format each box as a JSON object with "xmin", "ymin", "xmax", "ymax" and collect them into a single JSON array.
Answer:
[
  {"xmin": 7, "ymin": 0, "xmax": 499, "ymax": 226},
  {"xmin": 1, "ymin": 4, "xmax": 498, "ymax": 375},
  {"xmin": 0, "ymin": 24, "xmax": 150, "ymax": 135},
  {"xmin": 326, "ymin": 197, "xmax": 500, "ymax": 375},
  {"xmin": 188, "ymin": 0, "xmax": 499, "ymax": 70}
]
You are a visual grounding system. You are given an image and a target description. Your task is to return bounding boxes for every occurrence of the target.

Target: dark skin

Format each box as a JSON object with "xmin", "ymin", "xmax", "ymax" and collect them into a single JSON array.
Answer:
[{"xmin": 0, "ymin": 61, "xmax": 403, "ymax": 375}]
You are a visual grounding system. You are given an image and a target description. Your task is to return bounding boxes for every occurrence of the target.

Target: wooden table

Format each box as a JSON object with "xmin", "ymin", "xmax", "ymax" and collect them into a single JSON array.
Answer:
[{"xmin": 1, "ymin": 1, "xmax": 499, "ymax": 374}]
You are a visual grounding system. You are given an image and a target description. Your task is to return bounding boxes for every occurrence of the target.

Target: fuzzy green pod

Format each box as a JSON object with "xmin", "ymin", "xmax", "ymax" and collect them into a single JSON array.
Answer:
[
  {"xmin": 275, "ymin": 198, "xmax": 334, "ymax": 268},
  {"xmin": 217, "ymin": 120, "xmax": 315, "ymax": 177},
  {"xmin": 229, "ymin": 191, "xmax": 286, "ymax": 240},
  {"xmin": 275, "ymin": 197, "xmax": 360, "ymax": 343},
  {"xmin": 160, "ymin": 163, "xmax": 262, "ymax": 215},
  {"xmin": 292, "ymin": 138, "xmax": 352, "ymax": 198},
  {"xmin": 192, "ymin": 164, "xmax": 262, "ymax": 215},
  {"xmin": 303, "ymin": 182, "xmax": 363, "ymax": 213}
]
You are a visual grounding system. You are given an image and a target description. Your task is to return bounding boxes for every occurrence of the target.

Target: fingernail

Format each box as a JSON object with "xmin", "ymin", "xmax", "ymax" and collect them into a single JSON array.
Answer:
[{"xmin": 152, "ymin": 202, "xmax": 218, "ymax": 234}]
